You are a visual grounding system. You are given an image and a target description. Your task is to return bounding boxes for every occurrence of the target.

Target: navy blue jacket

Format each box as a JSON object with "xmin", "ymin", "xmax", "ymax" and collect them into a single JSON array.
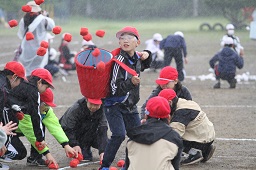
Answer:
[
  {"xmin": 160, "ymin": 35, "xmax": 187, "ymax": 57},
  {"xmin": 209, "ymin": 47, "xmax": 243, "ymax": 75}
]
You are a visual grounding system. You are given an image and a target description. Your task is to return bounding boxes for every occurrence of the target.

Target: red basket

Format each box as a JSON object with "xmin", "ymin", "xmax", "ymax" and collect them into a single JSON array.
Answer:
[{"xmin": 75, "ymin": 48, "xmax": 113, "ymax": 99}]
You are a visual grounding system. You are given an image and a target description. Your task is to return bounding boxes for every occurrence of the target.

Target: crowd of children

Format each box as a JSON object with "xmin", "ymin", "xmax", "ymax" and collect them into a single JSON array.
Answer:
[{"xmin": 1, "ymin": 2, "xmax": 247, "ymax": 170}]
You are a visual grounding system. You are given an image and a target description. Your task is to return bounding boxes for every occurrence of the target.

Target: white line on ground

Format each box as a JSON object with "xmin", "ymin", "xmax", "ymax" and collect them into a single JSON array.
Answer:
[
  {"xmin": 58, "ymin": 161, "xmax": 100, "ymax": 170},
  {"xmin": 216, "ymin": 138, "xmax": 256, "ymax": 142}
]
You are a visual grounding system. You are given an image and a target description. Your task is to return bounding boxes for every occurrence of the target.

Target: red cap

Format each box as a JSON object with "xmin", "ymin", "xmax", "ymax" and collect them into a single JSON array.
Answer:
[
  {"xmin": 88, "ymin": 98, "xmax": 102, "ymax": 105},
  {"xmin": 4, "ymin": 61, "xmax": 26, "ymax": 79},
  {"xmin": 40, "ymin": 88, "xmax": 56, "ymax": 107},
  {"xmin": 146, "ymin": 96, "xmax": 170, "ymax": 118},
  {"xmin": 116, "ymin": 26, "xmax": 140, "ymax": 39},
  {"xmin": 155, "ymin": 66, "xmax": 178, "ymax": 85},
  {"xmin": 31, "ymin": 68, "xmax": 54, "ymax": 88},
  {"xmin": 158, "ymin": 89, "xmax": 177, "ymax": 101}
]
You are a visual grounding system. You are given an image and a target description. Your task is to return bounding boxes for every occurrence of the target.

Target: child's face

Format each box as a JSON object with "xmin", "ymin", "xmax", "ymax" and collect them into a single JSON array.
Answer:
[
  {"xmin": 37, "ymin": 79, "xmax": 50, "ymax": 93},
  {"xmin": 160, "ymin": 80, "xmax": 178, "ymax": 90},
  {"xmin": 119, "ymin": 33, "xmax": 140, "ymax": 56},
  {"xmin": 87, "ymin": 101, "xmax": 101, "ymax": 113},
  {"xmin": 40, "ymin": 102, "xmax": 50, "ymax": 113},
  {"xmin": 9, "ymin": 75, "xmax": 22, "ymax": 89}
]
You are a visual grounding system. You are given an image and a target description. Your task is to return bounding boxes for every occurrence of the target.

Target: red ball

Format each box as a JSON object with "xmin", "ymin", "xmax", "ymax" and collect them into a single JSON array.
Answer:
[
  {"xmin": 8, "ymin": 20, "xmax": 18, "ymax": 28},
  {"xmin": 109, "ymin": 167, "xmax": 118, "ymax": 170},
  {"xmin": 96, "ymin": 61, "xmax": 105, "ymax": 72},
  {"xmin": 16, "ymin": 112, "xmax": 24, "ymax": 120},
  {"xmin": 92, "ymin": 48, "xmax": 100, "ymax": 57},
  {"xmin": 48, "ymin": 162, "xmax": 59, "ymax": 169},
  {"xmin": 26, "ymin": 32, "xmax": 34, "ymax": 41},
  {"xmin": 80, "ymin": 27, "xmax": 89, "ymax": 36},
  {"xmin": 64, "ymin": 33, "xmax": 72, "ymax": 42},
  {"xmin": 34, "ymin": 0, "xmax": 44, "ymax": 5},
  {"xmin": 70, "ymin": 159, "xmax": 79, "ymax": 168},
  {"xmin": 68, "ymin": 153, "xmax": 74, "ymax": 158},
  {"xmin": 95, "ymin": 30, "xmax": 105, "ymax": 38},
  {"xmin": 35, "ymin": 141, "xmax": 45, "ymax": 151},
  {"xmin": 21, "ymin": 5, "xmax": 32, "ymax": 13},
  {"xmin": 77, "ymin": 153, "xmax": 83, "ymax": 161},
  {"xmin": 52, "ymin": 26, "xmax": 62, "ymax": 35},
  {"xmin": 83, "ymin": 33, "xmax": 92, "ymax": 41},
  {"xmin": 37, "ymin": 47, "xmax": 47, "ymax": 56},
  {"xmin": 40, "ymin": 41, "xmax": 49, "ymax": 48},
  {"xmin": 117, "ymin": 159, "xmax": 125, "ymax": 167}
]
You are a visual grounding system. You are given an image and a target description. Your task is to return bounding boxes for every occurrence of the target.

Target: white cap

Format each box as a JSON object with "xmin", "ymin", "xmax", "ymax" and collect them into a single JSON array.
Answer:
[
  {"xmin": 26, "ymin": 1, "xmax": 42, "ymax": 13},
  {"xmin": 224, "ymin": 37, "xmax": 234, "ymax": 45},
  {"xmin": 82, "ymin": 40, "xmax": 95, "ymax": 46},
  {"xmin": 153, "ymin": 33, "xmax": 163, "ymax": 41},
  {"xmin": 174, "ymin": 31, "xmax": 184, "ymax": 38},
  {"xmin": 226, "ymin": 24, "xmax": 235, "ymax": 30}
]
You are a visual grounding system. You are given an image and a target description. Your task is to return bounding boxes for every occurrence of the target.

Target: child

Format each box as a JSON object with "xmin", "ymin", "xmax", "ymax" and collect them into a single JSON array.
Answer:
[
  {"xmin": 159, "ymin": 89, "xmax": 216, "ymax": 165},
  {"xmin": 58, "ymin": 33, "xmax": 76, "ymax": 74},
  {"xmin": 220, "ymin": 24, "xmax": 244, "ymax": 56},
  {"xmin": 0, "ymin": 61, "xmax": 26, "ymax": 167},
  {"xmin": 210, "ymin": 37, "xmax": 244, "ymax": 89},
  {"xmin": 99, "ymin": 26, "xmax": 152, "ymax": 169},
  {"xmin": 145, "ymin": 33, "xmax": 164, "ymax": 71},
  {"xmin": 17, "ymin": 1, "xmax": 55, "ymax": 76},
  {"xmin": 160, "ymin": 31, "xmax": 188, "ymax": 81},
  {"xmin": 141, "ymin": 66, "xmax": 192, "ymax": 122},
  {"xmin": 25, "ymin": 88, "xmax": 77, "ymax": 166},
  {"xmin": 60, "ymin": 97, "xmax": 108, "ymax": 163},
  {"xmin": 8, "ymin": 68, "xmax": 57, "ymax": 166},
  {"xmin": 125, "ymin": 96, "xmax": 183, "ymax": 170},
  {"xmin": 44, "ymin": 33, "xmax": 60, "ymax": 77}
]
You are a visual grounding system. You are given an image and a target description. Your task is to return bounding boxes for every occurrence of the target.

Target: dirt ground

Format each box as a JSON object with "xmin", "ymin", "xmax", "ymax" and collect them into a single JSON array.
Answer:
[{"xmin": 0, "ymin": 29, "xmax": 256, "ymax": 170}]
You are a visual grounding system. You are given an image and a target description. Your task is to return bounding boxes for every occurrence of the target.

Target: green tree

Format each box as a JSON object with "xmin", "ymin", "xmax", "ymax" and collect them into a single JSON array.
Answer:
[{"xmin": 204, "ymin": 0, "xmax": 256, "ymax": 29}]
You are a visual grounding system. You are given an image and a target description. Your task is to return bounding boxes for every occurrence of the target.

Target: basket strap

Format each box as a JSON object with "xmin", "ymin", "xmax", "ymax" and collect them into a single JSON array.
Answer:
[{"xmin": 112, "ymin": 58, "xmax": 137, "ymax": 76}]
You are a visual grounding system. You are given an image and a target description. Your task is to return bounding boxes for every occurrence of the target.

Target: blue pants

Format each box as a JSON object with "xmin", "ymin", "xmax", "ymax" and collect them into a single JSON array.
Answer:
[
  {"xmin": 101, "ymin": 104, "xmax": 140, "ymax": 168},
  {"xmin": 163, "ymin": 47, "xmax": 184, "ymax": 81}
]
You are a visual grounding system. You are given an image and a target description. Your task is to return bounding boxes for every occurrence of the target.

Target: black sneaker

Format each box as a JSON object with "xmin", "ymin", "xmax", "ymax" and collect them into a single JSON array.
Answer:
[
  {"xmin": 180, "ymin": 148, "xmax": 203, "ymax": 166},
  {"xmin": 81, "ymin": 147, "xmax": 92, "ymax": 162},
  {"xmin": 201, "ymin": 144, "xmax": 216, "ymax": 163},
  {"xmin": 229, "ymin": 79, "xmax": 237, "ymax": 88},
  {"xmin": 213, "ymin": 82, "xmax": 220, "ymax": 89},
  {"xmin": 26, "ymin": 156, "xmax": 46, "ymax": 167}
]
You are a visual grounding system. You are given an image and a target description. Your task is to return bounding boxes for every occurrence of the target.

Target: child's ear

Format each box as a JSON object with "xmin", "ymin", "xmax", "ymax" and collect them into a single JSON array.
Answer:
[
  {"xmin": 37, "ymin": 79, "xmax": 42, "ymax": 86},
  {"xmin": 137, "ymin": 39, "xmax": 141, "ymax": 46}
]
